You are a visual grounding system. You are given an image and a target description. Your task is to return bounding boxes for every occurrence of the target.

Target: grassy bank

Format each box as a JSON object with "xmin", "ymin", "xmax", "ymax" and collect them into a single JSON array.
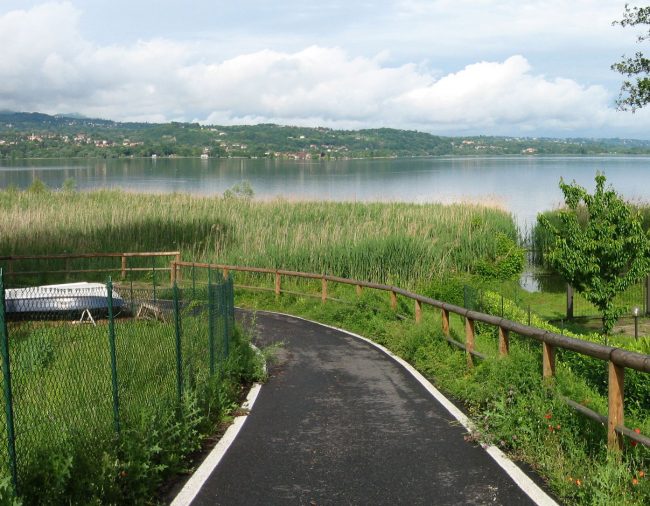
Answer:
[
  {"xmin": 0, "ymin": 187, "xmax": 519, "ymax": 287},
  {"xmin": 232, "ymin": 285, "xmax": 649, "ymax": 506}
]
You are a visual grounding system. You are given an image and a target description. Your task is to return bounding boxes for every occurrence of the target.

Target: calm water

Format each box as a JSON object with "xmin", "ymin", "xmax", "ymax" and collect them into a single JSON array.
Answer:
[{"xmin": 2, "ymin": 156, "xmax": 650, "ymax": 229}]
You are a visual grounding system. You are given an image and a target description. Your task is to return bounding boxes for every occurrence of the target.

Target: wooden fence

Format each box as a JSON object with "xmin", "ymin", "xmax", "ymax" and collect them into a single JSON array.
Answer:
[
  {"xmin": 0, "ymin": 251, "xmax": 181, "ymax": 285},
  {"xmin": 173, "ymin": 260, "xmax": 650, "ymax": 452}
]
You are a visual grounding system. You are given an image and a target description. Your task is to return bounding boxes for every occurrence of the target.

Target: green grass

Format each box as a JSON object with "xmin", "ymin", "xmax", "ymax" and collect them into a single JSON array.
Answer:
[
  {"xmin": 232, "ymin": 284, "xmax": 649, "ymax": 506},
  {"xmin": 0, "ymin": 188, "xmax": 517, "ymax": 288},
  {"xmin": 0, "ymin": 288, "xmax": 262, "ymax": 505}
]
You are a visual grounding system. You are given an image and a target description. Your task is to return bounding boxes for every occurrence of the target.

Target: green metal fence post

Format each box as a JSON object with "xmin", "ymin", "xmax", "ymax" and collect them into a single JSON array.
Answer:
[
  {"xmin": 0, "ymin": 270, "xmax": 18, "ymax": 495},
  {"xmin": 106, "ymin": 278, "xmax": 121, "ymax": 435},
  {"xmin": 208, "ymin": 282, "xmax": 216, "ymax": 376},
  {"xmin": 129, "ymin": 278, "xmax": 134, "ymax": 314},
  {"xmin": 152, "ymin": 258, "xmax": 157, "ymax": 303},
  {"xmin": 192, "ymin": 263, "xmax": 196, "ymax": 298},
  {"xmin": 224, "ymin": 277, "xmax": 233, "ymax": 358},
  {"xmin": 218, "ymin": 282, "xmax": 227, "ymax": 363},
  {"xmin": 229, "ymin": 275, "xmax": 235, "ymax": 323},
  {"xmin": 173, "ymin": 283, "xmax": 183, "ymax": 403}
]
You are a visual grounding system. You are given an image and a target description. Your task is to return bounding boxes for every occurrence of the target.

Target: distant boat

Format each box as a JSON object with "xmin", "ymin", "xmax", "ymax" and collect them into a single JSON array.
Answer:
[
  {"xmin": 151, "ymin": 154, "xmax": 157, "ymax": 159},
  {"xmin": 200, "ymin": 153, "xmax": 209, "ymax": 159}
]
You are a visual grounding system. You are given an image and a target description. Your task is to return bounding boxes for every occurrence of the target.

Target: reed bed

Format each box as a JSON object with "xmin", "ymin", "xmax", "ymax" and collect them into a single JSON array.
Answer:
[{"xmin": 0, "ymin": 189, "xmax": 517, "ymax": 287}]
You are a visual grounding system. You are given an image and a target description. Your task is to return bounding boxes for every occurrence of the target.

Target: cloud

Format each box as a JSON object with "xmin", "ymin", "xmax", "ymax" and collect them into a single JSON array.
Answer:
[
  {"xmin": 0, "ymin": 1, "xmax": 647, "ymax": 137},
  {"xmin": 389, "ymin": 55, "xmax": 612, "ymax": 132}
]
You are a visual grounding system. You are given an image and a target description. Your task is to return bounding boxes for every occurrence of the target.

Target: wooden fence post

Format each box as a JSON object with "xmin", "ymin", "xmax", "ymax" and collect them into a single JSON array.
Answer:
[
  {"xmin": 543, "ymin": 342, "xmax": 555, "ymax": 379},
  {"xmin": 442, "ymin": 308, "xmax": 450, "ymax": 337},
  {"xmin": 223, "ymin": 267, "xmax": 229, "ymax": 280},
  {"xmin": 465, "ymin": 318, "xmax": 475, "ymax": 368},
  {"xmin": 390, "ymin": 291, "xmax": 397, "ymax": 311},
  {"xmin": 321, "ymin": 277, "xmax": 328, "ymax": 303},
  {"xmin": 608, "ymin": 361, "xmax": 624, "ymax": 452},
  {"xmin": 170, "ymin": 261, "xmax": 176, "ymax": 286},
  {"xmin": 567, "ymin": 284, "xmax": 574, "ymax": 319},
  {"xmin": 498, "ymin": 326, "xmax": 509, "ymax": 356},
  {"xmin": 175, "ymin": 253, "xmax": 182, "ymax": 283},
  {"xmin": 415, "ymin": 300, "xmax": 422, "ymax": 324},
  {"xmin": 121, "ymin": 255, "xmax": 127, "ymax": 280},
  {"xmin": 356, "ymin": 284, "xmax": 362, "ymax": 297},
  {"xmin": 275, "ymin": 272, "xmax": 281, "ymax": 297}
]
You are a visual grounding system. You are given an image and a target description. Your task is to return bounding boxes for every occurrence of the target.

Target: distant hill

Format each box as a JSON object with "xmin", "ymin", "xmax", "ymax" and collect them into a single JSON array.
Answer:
[{"xmin": 2, "ymin": 111, "xmax": 650, "ymax": 159}]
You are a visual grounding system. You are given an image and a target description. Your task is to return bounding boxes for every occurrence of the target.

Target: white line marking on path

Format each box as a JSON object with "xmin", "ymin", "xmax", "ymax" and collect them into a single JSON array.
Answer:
[
  {"xmin": 256, "ymin": 310, "xmax": 559, "ymax": 506},
  {"xmin": 170, "ymin": 382, "xmax": 263, "ymax": 506}
]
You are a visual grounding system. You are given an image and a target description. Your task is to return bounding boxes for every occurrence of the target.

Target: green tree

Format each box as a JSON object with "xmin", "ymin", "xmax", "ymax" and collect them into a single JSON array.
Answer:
[
  {"xmin": 539, "ymin": 174, "xmax": 649, "ymax": 334},
  {"xmin": 612, "ymin": 4, "xmax": 650, "ymax": 111}
]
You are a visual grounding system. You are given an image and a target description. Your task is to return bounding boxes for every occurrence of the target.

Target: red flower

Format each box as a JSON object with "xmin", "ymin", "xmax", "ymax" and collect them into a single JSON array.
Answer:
[{"xmin": 544, "ymin": 413, "xmax": 552, "ymax": 419}]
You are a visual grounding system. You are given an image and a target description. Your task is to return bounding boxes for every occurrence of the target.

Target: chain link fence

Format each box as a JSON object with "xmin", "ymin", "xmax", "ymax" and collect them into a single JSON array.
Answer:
[
  {"xmin": 464, "ymin": 277, "xmax": 649, "ymax": 335},
  {"xmin": 0, "ymin": 270, "xmax": 234, "ymax": 496}
]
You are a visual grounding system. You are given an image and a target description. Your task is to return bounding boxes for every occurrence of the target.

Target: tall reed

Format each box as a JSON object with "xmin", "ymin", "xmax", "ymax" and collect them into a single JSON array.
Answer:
[{"xmin": 0, "ymin": 189, "xmax": 518, "ymax": 287}]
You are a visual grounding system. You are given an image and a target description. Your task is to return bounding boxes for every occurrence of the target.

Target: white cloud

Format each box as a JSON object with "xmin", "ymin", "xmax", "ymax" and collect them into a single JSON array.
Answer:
[
  {"xmin": 0, "ymin": 1, "xmax": 648, "ymax": 137},
  {"xmin": 389, "ymin": 56, "xmax": 612, "ymax": 132}
]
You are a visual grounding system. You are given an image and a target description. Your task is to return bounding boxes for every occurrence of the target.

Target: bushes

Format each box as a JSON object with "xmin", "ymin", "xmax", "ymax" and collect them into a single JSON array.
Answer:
[
  {"xmin": 474, "ymin": 233, "xmax": 525, "ymax": 281},
  {"xmin": 1, "ymin": 317, "xmax": 262, "ymax": 504},
  {"xmin": 477, "ymin": 291, "xmax": 649, "ymax": 425}
]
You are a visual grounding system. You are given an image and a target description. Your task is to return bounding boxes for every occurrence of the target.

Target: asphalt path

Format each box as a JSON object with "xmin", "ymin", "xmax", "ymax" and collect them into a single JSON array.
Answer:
[{"xmin": 189, "ymin": 310, "xmax": 544, "ymax": 505}]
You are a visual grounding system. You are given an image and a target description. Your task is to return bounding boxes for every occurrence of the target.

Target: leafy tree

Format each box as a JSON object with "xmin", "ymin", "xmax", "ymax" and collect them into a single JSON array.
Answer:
[
  {"xmin": 538, "ymin": 174, "xmax": 650, "ymax": 334},
  {"xmin": 612, "ymin": 4, "xmax": 650, "ymax": 111}
]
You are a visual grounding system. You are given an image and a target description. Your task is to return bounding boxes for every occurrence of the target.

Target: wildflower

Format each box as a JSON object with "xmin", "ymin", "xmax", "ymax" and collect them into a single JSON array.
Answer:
[
  {"xmin": 575, "ymin": 479, "xmax": 582, "ymax": 486},
  {"xmin": 631, "ymin": 441, "xmax": 638, "ymax": 447},
  {"xmin": 544, "ymin": 413, "xmax": 552, "ymax": 419},
  {"xmin": 639, "ymin": 471, "xmax": 645, "ymax": 478},
  {"xmin": 547, "ymin": 425, "xmax": 554, "ymax": 432},
  {"xmin": 120, "ymin": 470, "xmax": 127, "ymax": 478},
  {"xmin": 556, "ymin": 424, "xmax": 561, "ymax": 430},
  {"xmin": 634, "ymin": 428, "xmax": 641, "ymax": 433},
  {"xmin": 632, "ymin": 478, "xmax": 639, "ymax": 486}
]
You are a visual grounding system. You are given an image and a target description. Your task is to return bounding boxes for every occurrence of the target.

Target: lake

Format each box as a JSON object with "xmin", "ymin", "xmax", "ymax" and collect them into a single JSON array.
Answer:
[{"xmin": 2, "ymin": 155, "xmax": 650, "ymax": 229}]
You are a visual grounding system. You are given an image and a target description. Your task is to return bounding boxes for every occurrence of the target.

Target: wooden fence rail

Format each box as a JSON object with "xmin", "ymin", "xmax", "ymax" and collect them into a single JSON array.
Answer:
[
  {"xmin": 173, "ymin": 260, "xmax": 650, "ymax": 452},
  {"xmin": 0, "ymin": 252, "xmax": 181, "ymax": 285}
]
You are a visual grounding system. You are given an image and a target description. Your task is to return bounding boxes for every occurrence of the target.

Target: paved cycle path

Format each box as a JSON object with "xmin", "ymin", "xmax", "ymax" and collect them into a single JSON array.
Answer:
[{"xmin": 187, "ymin": 311, "xmax": 554, "ymax": 505}]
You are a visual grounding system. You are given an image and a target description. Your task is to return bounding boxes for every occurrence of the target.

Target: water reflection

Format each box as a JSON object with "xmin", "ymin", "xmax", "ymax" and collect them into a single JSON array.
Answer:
[
  {"xmin": 1, "ymin": 156, "xmax": 650, "ymax": 231},
  {"xmin": 519, "ymin": 270, "xmax": 566, "ymax": 293}
]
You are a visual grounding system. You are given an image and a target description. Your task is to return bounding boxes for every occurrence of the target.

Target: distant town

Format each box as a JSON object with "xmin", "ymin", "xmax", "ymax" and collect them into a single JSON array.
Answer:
[{"xmin": 2, "ymin": 111, "xmax": 650, "ymax": 160}]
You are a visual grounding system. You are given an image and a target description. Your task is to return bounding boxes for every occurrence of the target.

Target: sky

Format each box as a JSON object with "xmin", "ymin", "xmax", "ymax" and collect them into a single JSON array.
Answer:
[{"xmin": 1, "ymin": 0, "xmax": 650, "ymax": 138}]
